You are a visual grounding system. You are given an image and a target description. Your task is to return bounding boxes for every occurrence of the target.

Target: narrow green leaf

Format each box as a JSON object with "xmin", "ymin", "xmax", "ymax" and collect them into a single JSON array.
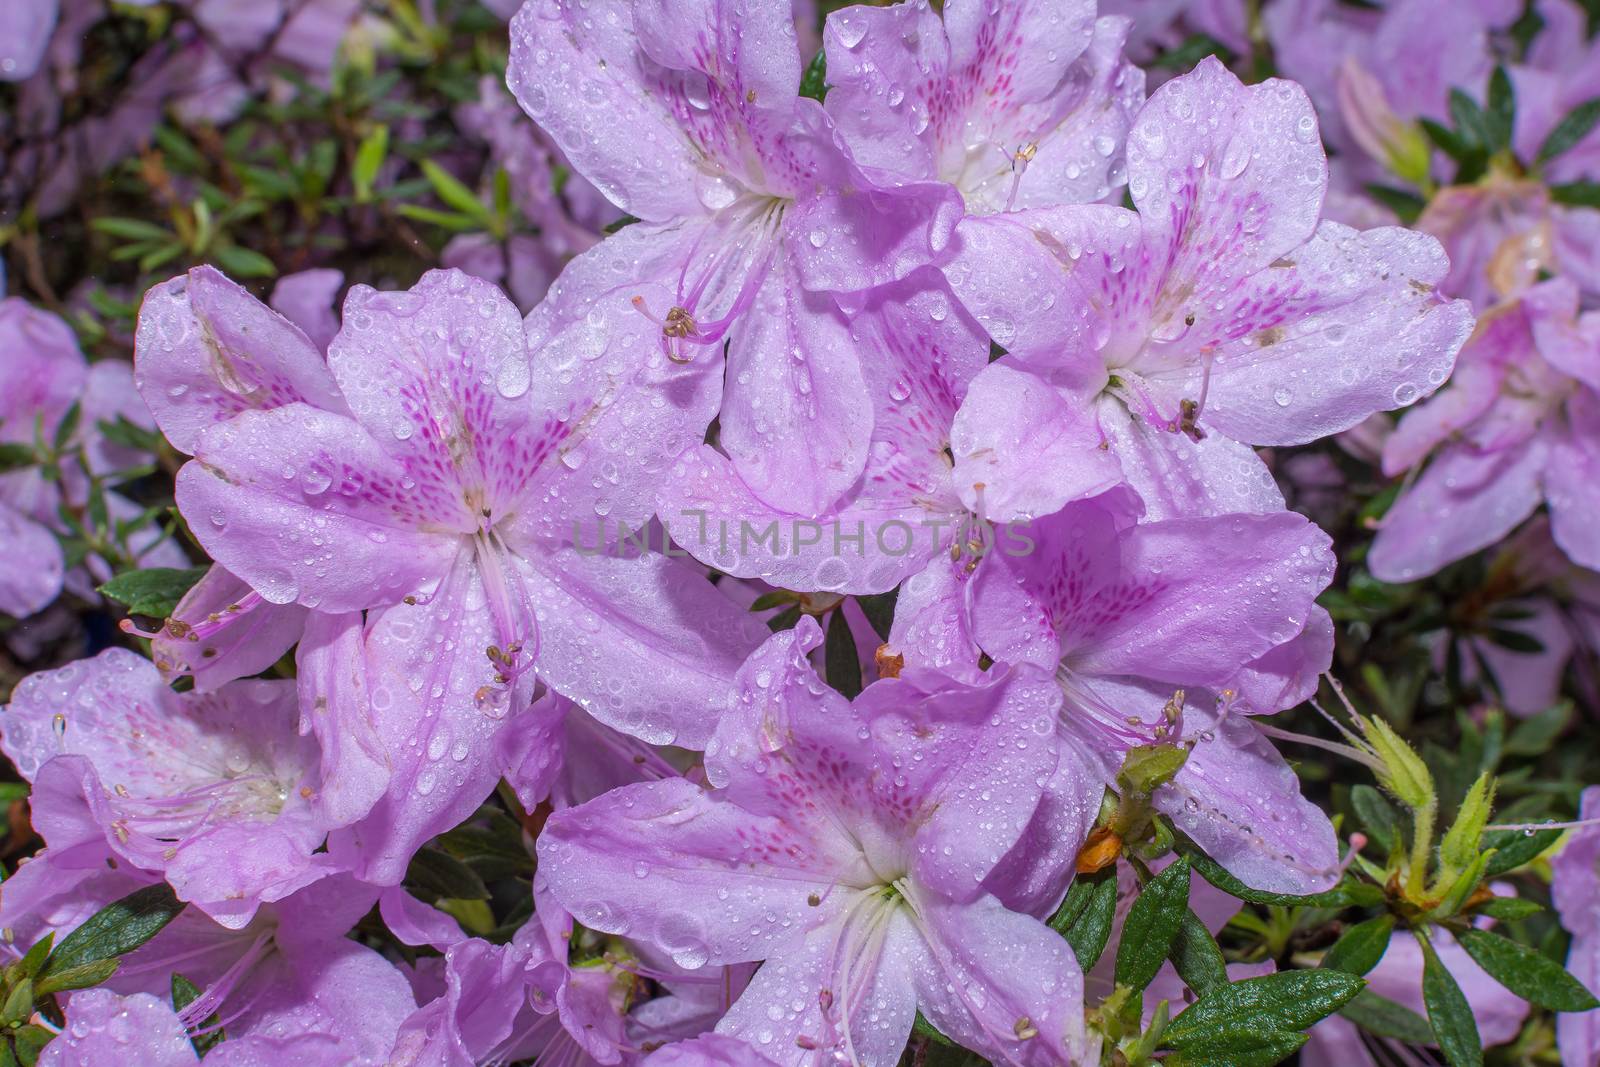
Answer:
[
  {"xmin": 1116, "ymin": 857, "xmax": 1192, "ymax": 992},
  {"xmin": 405, "ymin": 847, "xmax": 491, "ymax": 901},
  {"xmin": 1049, "ymin": 868, "xmax": 1117, "ymax": 971},
  {"xmin": 1339, "ymin": 989, "xmax": 1436, "ymax": 1043},
  {"xmin": 856, "ymin": 590, "xmax": 898, "ymax": 642},
  {"xmin": 172, "ymin": 972, "xmax": 225, "ymax": 1054},
  {"xmin": 0, "ymin": 442, "xmax": 38, "ymax": 473},
  {"xmin": 1504, "ymin": 702, "xmax": 1572, "ymax": 755},
  {"xmin": 799, "ymin": 49, "xmax": 827, "ymax": 102},
  {"xmin": 42, "ymin": 884, "xmax": 185, "ymax": 978},
  {"xmin": 91, "ymin": 217, "xmax": 174, "ymax": 241},
  {"xmin": 353, "ymin": 124, "xmax": 391, "ymax": 199},
  {"xmin": 1, "ymin": 979, "xmax": 33, "ymax": 1027},
  {"xmin": 1322, "ymin": 914, "xmax": 1395, "ymax": 976},
  {"xmin": 34, "ymin": 957, "xmax": 119, "ymax": 996},
  {"xmin": 1166, "ymin": 970, "xmax": 1365, "ymax": 1045},
  {"xmin": 1364, "ymin": 184, "xmax": 1426, "ymax": 224},
  {"xmin": 1486, "ymin": 627, "xmax": 1544, "ymax": 654},
  {"xmin": 1170, "ymin": 908, "xmax": 1229, "ymax": 996},
  {"xmin": 1538, "ymin": 97, "xmax": 1600, "ymax": 163},
  {"xmin": 912, "ymin": 1011, "xmax": 953, "ymax": 1047},
  {"xmin": 825, "ymin": 609, "xmax": 862, "ymax": 699},
  {"xmin": 1482, "ymin": 826, "xmax": 1561, "ymax": 875},
  {"xmin": 1449, "ymin": 89, "xmax": 1491, "ymax": 151},
  {"xmin": 1551, "ymin": 181, "xmax": 1600, "ymax": 208},
  {"xmin": 16, "ymin": 934, "xmax": 53, "ymax": 982},
  {"xmin": 1163, "ymin": 1029, "xmax": 1306, "ymax": 1067},
  {"xmin": 1473, "ymin": 896, "xmax": 1544, "ymax": 921},
  {"xmin": 395, "ymin": 204, "xmax": 482, "ymax": 231},
  {"xmin": 1457, "ymin": 928, "xmax": 1600, "ymax": 1011},
  {"xmin": 1185, "ymin": 848, "xmax": 1385, "ymax": 908},
  {"xmin": 1486, "ymin": 66, "xmax": 1515, "ymax": 152},
  {"xmin": 1420, "ymin": 935, "xmax": 1483, "ymax": 1067},
  {"xmin": 52, "ymin": 401, "xmax": 81, "ymax": 451},
  {"xmin": 1420, "ymin": 117, "xmax": 1473, "ymax": 162},
  {"xmin": 1351, "ymin": 785, "xmax": 1400, "ymax": 843},
  {"xmin": 603, "ymin": 214, "xmax": 641, "ymax": 234},
  {"xmin": 98, "ymin": 566, "xmax": 208, "ymax": 618},
  {"xmin": 420, "ymin": 159, "xmax": 492, "ymax": 225},
  {"xmin": 211, "ymin": 245, "xmax": 278, "ymax": 279}
]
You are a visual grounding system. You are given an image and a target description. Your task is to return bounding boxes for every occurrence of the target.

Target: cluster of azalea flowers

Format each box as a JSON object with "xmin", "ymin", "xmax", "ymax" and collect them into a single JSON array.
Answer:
[{"xmin": 2, "ymin": 0, "xmax": 1600, "ymax": 1064}]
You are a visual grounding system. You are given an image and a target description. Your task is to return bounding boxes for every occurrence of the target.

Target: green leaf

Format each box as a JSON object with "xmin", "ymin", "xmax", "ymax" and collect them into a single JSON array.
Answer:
[
  {"xmin": 1420, "ymin": 935, "xmax": 1482, "ymax": 1067},
  {"xmin": 799, "ymin": 49, "xmax": 827, "ymax": 102},
  {"xmin": 15, "ymin": 933, "xmax": 53, "ymax": 982},
  {"xmin": 95, "ymin": 414, "xmax": 164, "ymax": 454},
  {"xmin": 0, "ymin": 782, "xmax": 28, "ymax": 805},
  {"xmin": 1165, "ymin": 969, "xmax": 1366, "ymax": 1046},
  {"xmin": 1, "ymin": 979, "xmax": 33, "ymax": 1027},
  {"xmin": 1339, "ymin": 989, "xmax": 1436, "ymax": 1043},
  {"xmin": 912, "ymin": 1011, "xmax": 953, "ymax": 1046},
  {"xmin": 52, "ymin": 401, "xmax": 81, "ymax": 451},
  {"xmin": 1504, "ymin": 702, "xmax": 1571, "ymax": 755},
  {"xmin": 1185, "ymin": 848, "xmax": 1385, "ymax": 908},
  {"xmin": 1551, "ymin": 181, "xmax": 1600, "ymax": 208},
  {"xmin": 1456, "ymin": 928, "xmax": 1600, "ymax": 1011},
  {"xmin": 1048, "ymin": 867, "xmax": 1117, "ymax": 971},
  {"xmin": 1170, "ymin": 908, "xmax": 1229, "ymax": 996},
  {"xmin": 98, "ymin": 566, "xmax": 208, "ymax": 618},
  {"xmin": 420, "ymin": 159, "xmax": 492, "ymax": 225},
  {"xmin": 405, "ymin": 847, "xmax": 491, "ymax": 901},
  {"xmin": 211, "ymin": 245, "xmax": 278, "ymax": 279},
  {"xmin": 1162, "ymin": 1029, "xmax": 1306, "ymax": 1067},
  {"xmin": 172, "ymin": 972, "xmax": 226, "ymax": 1054},
  {"xmin": 91, "ymin": 217, "xmax": 174, "ymax": 242},
  {"xmin": 0, "ymin": 441, "xmax": 37, "ymax": 473},
  {"xmin": 10, "ymin": 1023, "xmax": 52, "ymax": 1066},
  {"xmin": 395, "ymin": 204, "xmax": 482, "ymax": 231},
  {"xmin": 42, "ymin": 884, "xmax": 185, "ymax": 979},
  {"xmin": 34, "ymin": 957, "xmax": 119, "ymax": 997},
  {"xmin": 603, "ymin": 214, "xmax": 641, "ymax": 234},
  {"xmin": 1321, "ymin": 914, "xmax": 1395, "ymax": 976},
  {"xmin": 1420, "ymin": 117, "xmax": 1474, "ymax": 162},
  {"xmin": 825, "ymin": 609, "xmax": 862, "ymax": 699},
  {"xmin": 1537, "ymin": 97, "xmax": 1600, "ymax": 162},
  {"xmin": 1481, "ymin": 826, "xmax": 1561, "ymax": 875},
  {"xmin": 1351, "ymin": 784, "xmax": 1400, "ymax": 843},
  {"xmin": 1474, "ymin": 896, "xmax": 1544, "ymax": 921},
  {"xmin": 1364, "ymin": 184, "xmax": 1426, "ymax": 224},
  {"xmin": 1150, "ymin": 33, "xmax": 1234, "ymax": 71},
  {"xmin": 353, "ymin": 124, "xmax": 391, "ymax": 200},
  {"xmin": 747, "ymin": 591, "xmax": 795, "ymax": 613},
  {"xmin": 1485, "ymin": 66, "xmax": 1515, "ymax": 152},
  {"xmin": 1116, "ymin": 857, "xmax": 1192, "ymax": 992},
  {"xmin": 1486, "ymin": 627, "xmax": 1544, "ymax": 653},
  {"xmin": 1448, "ymin": 89, "xmax": 1492, "ymax": 152},
  {"xmin": 856, "ymin": 590, "xmax": 898, "ymax": 642}
]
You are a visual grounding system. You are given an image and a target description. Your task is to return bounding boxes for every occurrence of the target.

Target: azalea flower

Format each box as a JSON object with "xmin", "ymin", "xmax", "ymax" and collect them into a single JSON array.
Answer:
[
  {"xmin": 791, "ymin": 0, "xmax": 1144, "ymax": 293},
  {"xmin": 136, "ymin": 266, "xmax": 765, "ymax": 881},
  {"xmin": 1370, "ymin": 278, "xmax": 1600, "ymax": 581},
  {"xmin": 1553, "ymin": 787, "xmax": 1600, "ymax": 1067},
  {"xmin": 967, "ymin": 491, "xmax": 1342, "ymax": 896},
  {"xmin": 507, "ymin": 0, "xmax": 956, "ymax": 516},
  {"xmin": 538, "ymin": 621, "xmax": 1091, "ymax": 1067},
  {"xmin": 938, "ymin": 57, "xmax": 1473, "ymax": 520},
  {"xmin": 1, "ymin": 649, "xmax": 333, "ymax": 927}
]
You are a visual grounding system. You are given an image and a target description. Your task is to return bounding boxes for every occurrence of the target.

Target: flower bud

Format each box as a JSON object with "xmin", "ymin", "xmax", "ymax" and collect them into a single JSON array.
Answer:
[
  {"xmin": 1361, "ymin": 714, "xmax": 1435, "ymax": 811},
  {"xmin": 1337, "ymin": 57, "xmax": 1432, "ymax": 186}
]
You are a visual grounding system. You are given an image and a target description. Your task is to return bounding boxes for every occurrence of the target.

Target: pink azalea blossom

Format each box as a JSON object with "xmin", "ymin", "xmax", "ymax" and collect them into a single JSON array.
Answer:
[
  {"xmin": 1554, "ymin": 787, "xmax": 1600, "ymax": 1067},
  {"xmin": 538, "ymin": 621, "xmax": 1093, "ymax": 1067},
  {"xmin": 939, "ymin": 57, "xmax": 1473, "ymax": 520},
  {"xmin": 507, "ymin": 0, "xmax": 955, "ymax": 516},
  {"xmin": 1371, "ymin": 278, "xmax": 1600, "ymax": 581}
]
